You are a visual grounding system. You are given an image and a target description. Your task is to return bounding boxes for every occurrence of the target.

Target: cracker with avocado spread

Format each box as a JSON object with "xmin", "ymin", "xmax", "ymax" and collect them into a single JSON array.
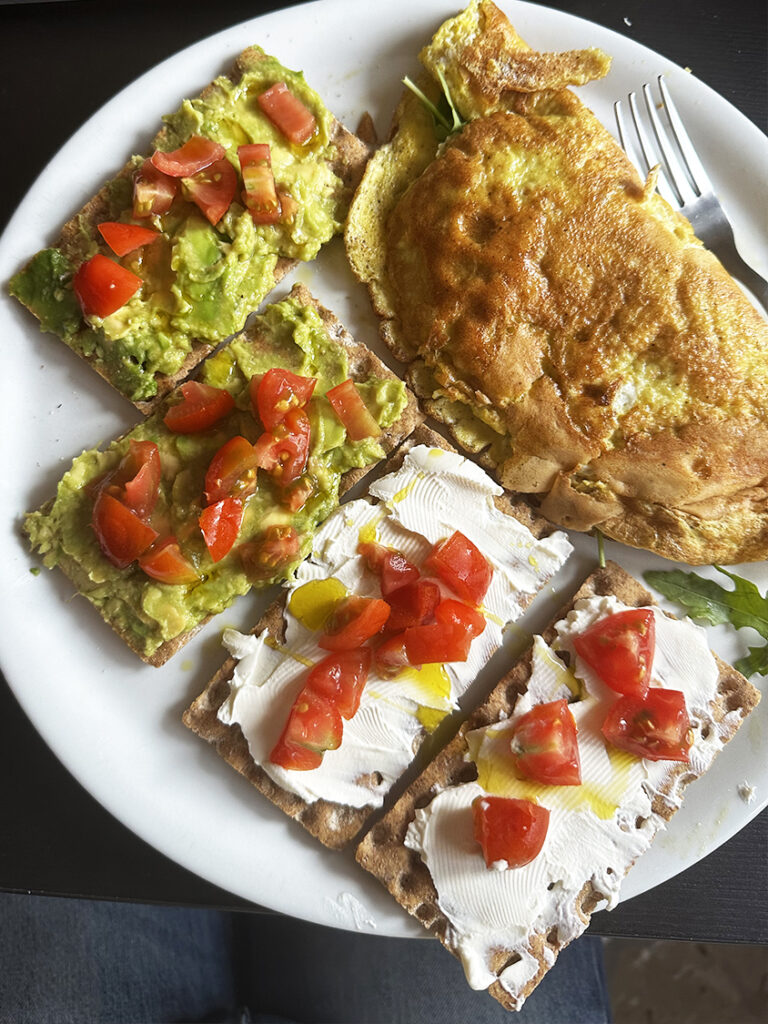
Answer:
[
  {"xmin": 183, "ymin": 424, "xmax": 573, "ymax": 849},
  {"xmin": 24, "ymin": 284, "xmax": 420, "ymax": 665},
  {"xmin": 10, "ymin": 47, "xmax": 370, "ymax": 412}
]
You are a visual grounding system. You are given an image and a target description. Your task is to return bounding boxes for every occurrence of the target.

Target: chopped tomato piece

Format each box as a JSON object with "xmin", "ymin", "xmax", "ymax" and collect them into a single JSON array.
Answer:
[
  {"xmin": 113, "ymin": 440, "xmax": 162, "ymax": 520},
  {"xmin": 373, "ymin": 634, "xmax": 410, "ymax": 677},
  {"xmin": 257, "ymin": 82, "xmax": 317, "ymax": 145},
  {"xmin": 238, "ymin": 143, "xmax": 281, "ymax": 225},
  {"xmin": 97, "ymin": 221, "xmax": 160, "ymax": 257},
  {"xmin": 253, "ymin": 408, "xmax": 311, "ymax": 486},
  {"xmin": 573, "ymin": 608, "xmax": 656, "ymax": 699},
  {"xmin": 434, "ymin": 598, "xmax": 486, "ymax": 639},
  {"xmin": 277, "ymin": 189, "xmax": 299, "ymax": 223},
  {"xmin": 424, "ymin": 531, "xmax": 492, "ymax": 606},
  {"xmin": 138, "ymin": 536, "xmax": 200, "ymax": 585},
  {"xmin": 92, "ymin": 491, "xmax": 159, "ymax": 569},
  {"xmin": 602, "ymin": 689, "xmax": 692, "ymax": 762},
  {"xmin": 132, "ymin": 158, "xmax": 178, "ymax": 218},
  {"xmin": 472, "ymin": 796, "xmax": 550, "ymax": 869},
  {"xmin": 163, "ymin": 381, "xmax": 235, "ymax": 434},
  {"xmin": 239, "ymin": 525, "xmax": 300, "ymax": 582},
  {"xmin": 403, "ymin": 619, "xmax": 472, "ymax": 666},
  {"xmin": 510, "ymin": 699, "xmax": 581, "ymax": 786},
  {"xmin": 151, "ymin": 135, "xmax": 226, "ymax": 177},
  {"xmin": 281, "ymin": 475, "xmax": 315, "ymax": 513},
  {"xmin": 357, "ymin": 541, "xmax": 419, "ymax": 597},
  {"xmin": 204, "ymin": 436, "xmax": 259, "ymax": 505},
  {"xmin": 318, "ymin": 596, "xmax": 391, "ymax": 652},
  {"xmin": 199, "ymin": 497, "xmax": 243, "ymax": 563},
  {"xmin": 269, "ymin": 737, "xmax": 323, "ymax": 772},
  {"xmin": 325, "ymin": 379, "xmax": 381, "ymax": 441},
  {"xmin": 184, "ymin": 157, "xmax": 238, "ymax": 226},
  {"xmin": 275, "ymin": 686, "xmax": 343, "ymax": 754},
  {"xmin": 386, "ymin": 580, "xmax": 441, "ymax": 632},
  {"xmin": 306, "ymin": 649, "xmax": 372, "ymax": 720},
  {"xmin": 72, "ymin": 254, "xmax": 142, "ymax": 318},
  {"xmin": 252, "ymin": 367, "xmax": 317, "ymax": 430}
]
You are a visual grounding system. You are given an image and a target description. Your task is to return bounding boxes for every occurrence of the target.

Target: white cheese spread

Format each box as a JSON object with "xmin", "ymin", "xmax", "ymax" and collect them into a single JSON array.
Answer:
[
  {"xmin": 217, "ymin": 446, "xmax": 572, "ymax": 811},
  {"xmin": 404, "ymin": 595, "xmax": 737, "ymax": 1009}
]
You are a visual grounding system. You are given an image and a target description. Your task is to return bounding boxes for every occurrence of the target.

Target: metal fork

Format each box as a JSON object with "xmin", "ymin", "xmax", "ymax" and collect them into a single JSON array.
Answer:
[{"xmin": 614, "ymin": 76, "xmax": 768, "ymax": 312}]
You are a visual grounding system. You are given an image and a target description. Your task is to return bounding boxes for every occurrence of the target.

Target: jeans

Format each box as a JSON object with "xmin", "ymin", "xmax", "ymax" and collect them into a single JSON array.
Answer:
[{"xmin": 0, "ymin": 892, "xmax": 611, "ymax": 1023}]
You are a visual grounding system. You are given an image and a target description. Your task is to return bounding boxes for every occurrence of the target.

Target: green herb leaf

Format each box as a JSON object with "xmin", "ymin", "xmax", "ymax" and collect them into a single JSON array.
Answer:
[
  {"xmin": 643, "ymin": 566, "xmax": 768, "ymax": 676},
  {"xmin": 402, "ymin": 71, "xmax": 468, "ymax": 142}
]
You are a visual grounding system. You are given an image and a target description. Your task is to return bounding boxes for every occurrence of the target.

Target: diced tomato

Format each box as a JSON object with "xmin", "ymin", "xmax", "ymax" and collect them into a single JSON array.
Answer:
[
  {"xmin": 276, "ymin": 189, "xmax": 299, "ymax": 223},
  {"xmin": 163, "ymin": 381, "xmax": 235, "ymax": 434},
  {"xmin": 269, "ymin": 737, "xmax": 323, "ymax": 772},
  {"xmin": 199, "ymin": 497, "xmax": 243, "ymax": 563},
  {"xmin": 318, "ymin": 596, "xmax": 391, "ymax": 652},
  {"xmin": 373, "ymin": 634, "xmax": 410, "ymax": 677},
  {"xmin": 434, "ymin": 598, "xmax": 486, "ymax": 639},
  {"xmin": 257, "ymin": 82, "xmax": 317, "ymax": 145},
  {"xmin": 72, "ymin": 254, "xmax": 142, "ymax": 318},
  {"xmin": 99, "ymin": 440, "xmax": 162, "ymax": 521},
  {"xmin": 132, "ymin": 158, "xmax": 178, "ymax": 218},
  {"xmin": 92, "ymin": 491, "xmax": 159, "ymax": 569},
  {"xmin": 424, "ymin": 531, "xmax": 493, "ymax": 606},
  {"xmin": 251, "ymin": 367, "xmax": 317, "ymax": 430},
  {"xmin": 386, "ymin": 580, "xmax": 441, "ymax": 632},
  {"xmin": 357, "ymin": 541, "xmax": 419, "ymax": 597},
  {"xmin": 403, "ymin": 619, "xmax": 472, "ymax": 666},
  {"xmin": 253, "ymin": 408, "xmax": 311, "ymax": 487},
  {"xmin": 184, "ymin": 157, "xmax": 238, "ymax": 226},
  {"xmin": 151, "ymin": 135, "xmax": 226, "ymax": 177},
  {"xmin": 138, "ymin": 536, "xmax": 200, "ymax": 585},
  {"xmin": 602, "ymin": 689, "xmax": 692, "ymax": 762},
  {"xmin": 238, "ymin": 143, "xmax": 281, "ymax": 225},
  {"xmin": 472, "ymin": 796, "xmax": 550, "ymax": 869},
  {"xmin": 281, "ymin": 475, "xmax": 315, "ymax": 513},
  {"xmin": 325, "ymin": 379, "xmax": 382, "ymax": 441},
  {"xmin": 573, "ymin": 608, "xmax": 656, "ymax": 699},
  {"xmin": 204, "ymin": 436, "xmax": 259, "ymax": 505},
  {"xmin": 509, "ymin": 699, "xmax": 582, "ymax": 786},
  {"xmin": 97, "ymin": 221, "xmax": 160, "ymax": 257},
  {"xmin": 305, "ymin": 649, "xmax": 372, "ymax": 720},
  {"xmin": 274, "ymin": 686, "xmax": 343, "ymax": 754},
  {"xmin": 239, "ymin": 525, "xmax": 301, "ymax": 582}
]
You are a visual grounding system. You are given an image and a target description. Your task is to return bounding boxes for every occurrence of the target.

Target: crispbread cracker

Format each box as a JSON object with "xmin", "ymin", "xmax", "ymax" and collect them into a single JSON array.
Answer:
[
  {"xmin": 183, "ymin": 424, "xmax": 568, "ymax": 847},
  {"xmin": 355, "ymin": 562, "xmax": 760, "ymax": 1012},
  {"xmin": 25, "ymin": 284, "xmax": 421, "ymax": 666},
  {"xmin": 13, "ymin": 48, "xmax": 370, "ymax": 413}
]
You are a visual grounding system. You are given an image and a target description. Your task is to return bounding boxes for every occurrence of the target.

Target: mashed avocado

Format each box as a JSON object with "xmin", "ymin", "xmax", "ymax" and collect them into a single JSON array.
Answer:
[
  {"xmin": 25, "ymin": 296, "xmax": 408, "ymax": 658},
  {"xmin": 10, "ymin": 50, "xmax": 345, "ymax": 403}
]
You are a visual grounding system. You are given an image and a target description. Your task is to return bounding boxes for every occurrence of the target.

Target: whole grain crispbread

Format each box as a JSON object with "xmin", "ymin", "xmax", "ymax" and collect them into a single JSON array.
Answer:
[
  {"xmin": 355, "ymin": 561, "xmax": 760, "ymax": 1012},
  {"xmin": 182, "ymin": 423, "xmax": 568, "ymax": 847},
  {"xmin": 25, "ymin": 284, "xmax": 421, "ymax": 667},
  {"xmin": 14, "ymin": 48, "xmax": 371, "ymax": 414}
]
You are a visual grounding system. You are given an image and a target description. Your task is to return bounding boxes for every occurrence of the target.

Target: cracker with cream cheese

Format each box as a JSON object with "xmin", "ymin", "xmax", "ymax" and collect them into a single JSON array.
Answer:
[
  {"xmin": 183, "ymin": 425, "xmax": 573, "ymax": 848},
  {"xmin": 355, "ymin": 562, "xmax": 760, "ymax": 1012}
]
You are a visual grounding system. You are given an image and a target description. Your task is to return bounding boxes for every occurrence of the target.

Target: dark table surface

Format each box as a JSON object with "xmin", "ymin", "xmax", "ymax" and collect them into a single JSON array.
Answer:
[{"xmin": 1, "ymin": 0, "xmax": 766, "ymax": 943}]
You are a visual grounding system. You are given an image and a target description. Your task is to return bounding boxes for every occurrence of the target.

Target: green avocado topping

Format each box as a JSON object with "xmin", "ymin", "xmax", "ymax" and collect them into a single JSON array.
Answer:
[
  {"xmin": 9, "ymin": 51, "xmax": 345, "ymax": 403},
  {"xmin": 24, "ymin": 296, "xmax": 408, "ymax": 658}
]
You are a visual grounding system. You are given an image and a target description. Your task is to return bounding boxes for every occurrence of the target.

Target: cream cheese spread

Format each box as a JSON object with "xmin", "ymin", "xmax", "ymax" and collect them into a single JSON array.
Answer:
[
  {"xmin": 404, "ymin": 595, "xmax": 738, "ymax": 1009},
  {"xmin": 217, "ymin": 446, "xmax": 572, "ymax": 811}
]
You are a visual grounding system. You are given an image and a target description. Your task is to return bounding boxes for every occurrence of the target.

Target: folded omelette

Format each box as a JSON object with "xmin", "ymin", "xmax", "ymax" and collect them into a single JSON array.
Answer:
[{"xmin": 345, "ymin": 0, "xmax": 768, "ymax": 565}]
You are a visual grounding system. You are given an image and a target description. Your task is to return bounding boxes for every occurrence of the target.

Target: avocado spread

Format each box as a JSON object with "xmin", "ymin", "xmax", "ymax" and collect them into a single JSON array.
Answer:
[
  {"xmin": 10, "ymin": 50, "xmax": 346, "ymax": 403},
  {"xmin": 25, "ymin": 296, "xmax": 408, "ymax": 658}
]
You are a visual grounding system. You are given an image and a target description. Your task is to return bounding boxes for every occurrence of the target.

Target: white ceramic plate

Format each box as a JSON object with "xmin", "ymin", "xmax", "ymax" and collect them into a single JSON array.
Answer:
[{"xmin": 0, "ymin": 0, "xmax": 766, "ymax": 937}]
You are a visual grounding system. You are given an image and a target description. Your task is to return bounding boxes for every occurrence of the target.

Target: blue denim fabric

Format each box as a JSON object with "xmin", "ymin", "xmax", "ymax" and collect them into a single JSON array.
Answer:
[{"xmin": 0, "ymin": 893, "xmax": 611, "ymax": 1023}]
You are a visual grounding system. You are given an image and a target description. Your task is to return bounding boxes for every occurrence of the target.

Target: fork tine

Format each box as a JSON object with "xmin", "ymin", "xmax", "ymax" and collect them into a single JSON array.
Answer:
[
  {"xmin": 656, "ymin": 76, "xmax": 713, "ymax": 198},
  {"xmin": 642, "ymin": 81, "xmax": 697, "ymax": 208},
  {"xmin": 615, "ymin": 93, "xmax": 677, "ymax": 206}
]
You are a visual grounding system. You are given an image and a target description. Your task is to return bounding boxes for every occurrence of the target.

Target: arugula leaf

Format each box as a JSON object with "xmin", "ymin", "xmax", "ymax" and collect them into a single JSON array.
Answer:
[
  {"xmin": 643, "ymin": 566, "xmax": 768, "ymax": 677},
  {"xmin": 402, "ymin": 69, "xmax": 468, "ymax": 142}
]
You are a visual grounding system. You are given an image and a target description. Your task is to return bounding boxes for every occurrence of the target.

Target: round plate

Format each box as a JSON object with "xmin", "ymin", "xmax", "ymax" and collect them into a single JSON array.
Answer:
[{"xmin": 0, "ymin": 0, "xmax": 765, "ymax": 936}]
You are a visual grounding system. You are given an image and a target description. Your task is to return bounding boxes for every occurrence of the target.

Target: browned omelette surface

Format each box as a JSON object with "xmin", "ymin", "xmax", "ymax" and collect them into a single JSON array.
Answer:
[{"xmin": 346, "ymin": 0, "xmax": 768, "ymax": 565}]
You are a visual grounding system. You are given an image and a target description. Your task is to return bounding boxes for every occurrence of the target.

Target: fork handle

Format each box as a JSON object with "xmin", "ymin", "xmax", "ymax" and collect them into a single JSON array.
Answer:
[{"xmin": 699, "ymin": 216, "xmax": 768, "ymax": 315}]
